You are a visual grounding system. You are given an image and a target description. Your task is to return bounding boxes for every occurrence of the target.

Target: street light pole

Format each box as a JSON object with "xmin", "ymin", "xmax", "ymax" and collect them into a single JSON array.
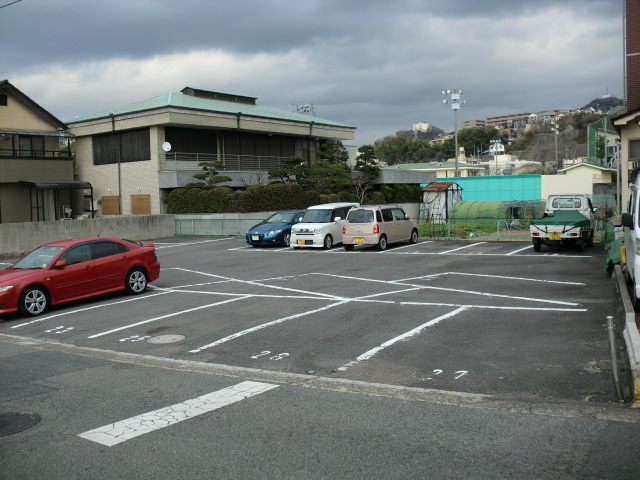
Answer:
[
  {"xmin": 553, "ymin": 123, "xmax": 559, "ymax": 171},
  {"xmin": 443, "ymin": 89, "xmax": 465, "ymax": 177},
  {"xmin": 490, "ymin": 139, "xmax": 501, "ymax": 175}
]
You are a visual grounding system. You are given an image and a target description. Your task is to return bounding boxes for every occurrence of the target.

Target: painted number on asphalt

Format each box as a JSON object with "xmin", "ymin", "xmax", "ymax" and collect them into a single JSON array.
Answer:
[
  {"xmin": 251, "ymin": 350, "xmax": 289, "ymax": 361},
  {"xmin": 426, "ymin": 369, "xmax": 468, "ymax": 380},
  {"xmin": 119, "ymin": 335, "xmax": 151, "ymax": 342},
  {"xmin": 45, "ymin": 326, "xmax": 73, "ymax": 334}
]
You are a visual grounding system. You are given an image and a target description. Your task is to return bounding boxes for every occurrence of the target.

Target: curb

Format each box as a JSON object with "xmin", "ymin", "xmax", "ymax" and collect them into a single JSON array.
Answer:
[{"xmin": 612, "ymin": 265, "xmax": 640, "ymax": 403}]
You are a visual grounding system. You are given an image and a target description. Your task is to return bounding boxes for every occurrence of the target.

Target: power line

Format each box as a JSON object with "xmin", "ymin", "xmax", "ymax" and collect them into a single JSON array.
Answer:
[{"xmin": 0, "ymin": 0, "xmax": 23, "ymax": 8}]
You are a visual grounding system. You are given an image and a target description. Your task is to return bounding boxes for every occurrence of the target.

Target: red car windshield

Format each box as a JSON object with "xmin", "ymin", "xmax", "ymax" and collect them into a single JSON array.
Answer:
[{"xmin": 11, "ymin": 246, "xmax": 65, "ymax": 270}]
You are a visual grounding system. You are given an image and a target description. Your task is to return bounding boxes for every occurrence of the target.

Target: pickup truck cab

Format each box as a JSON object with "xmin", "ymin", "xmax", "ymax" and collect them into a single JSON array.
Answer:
[
  {"xmin": 530, "ymin": 194, "xmax": 596, "ymax": 252},
  {"xmin": 290, "ymin": 202, "xmax": 359, "ymax": 249}
]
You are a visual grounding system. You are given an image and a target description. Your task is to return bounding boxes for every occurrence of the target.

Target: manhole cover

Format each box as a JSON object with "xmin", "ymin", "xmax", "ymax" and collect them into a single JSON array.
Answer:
[
  {"xmin": 148, "ymin": 334, "xmax": 185, "ymax": 344},
  {"xmin": 0, "ymin": 412, "xmax": 40, "ymax": 436}
]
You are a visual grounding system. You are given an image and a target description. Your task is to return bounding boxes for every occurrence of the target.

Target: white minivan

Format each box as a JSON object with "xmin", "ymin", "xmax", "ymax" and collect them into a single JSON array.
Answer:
[
  {"xmin": 290, "ymin": 202, "xmax": 359, "ymax": 249},
  {"xmin": 622, "ymin": 177, "xmax": 640, "ymax": 307}
]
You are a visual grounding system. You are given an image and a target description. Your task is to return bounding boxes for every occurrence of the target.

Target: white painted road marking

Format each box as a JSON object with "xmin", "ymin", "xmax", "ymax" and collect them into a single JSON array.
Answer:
[
  {"xmin": 338, "ymin": 307, "xmax": 468, "ymax": 371},
  {"xmin": 438, "ymin": 242, "xmax": 485, "ymax": 254},
  {"xmin": 88, "ymin": 296, "xmax": 249, "ymax": 339},
  {"xmin": 78, "ymin": 381, "xmax": 278, "ymax": 447}
]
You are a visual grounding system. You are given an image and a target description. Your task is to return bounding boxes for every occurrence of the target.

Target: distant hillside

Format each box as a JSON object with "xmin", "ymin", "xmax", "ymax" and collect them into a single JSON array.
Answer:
[{"xmin": 579, "ymin": 96, "xmax": 623, "ymax": 114}]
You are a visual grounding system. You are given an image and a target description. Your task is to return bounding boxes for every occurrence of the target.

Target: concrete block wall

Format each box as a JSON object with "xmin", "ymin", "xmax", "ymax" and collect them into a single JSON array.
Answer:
[
  {"xmin": 174, "ymin": 204, "xmax": 421, "ymax": 237},
  {"xmin": 0, "ymin": 214, "xmax": 175, "ymax": 256},
  {"xmin": 0, "ymin": 203, "xmax": 421, "ymax": 255}
]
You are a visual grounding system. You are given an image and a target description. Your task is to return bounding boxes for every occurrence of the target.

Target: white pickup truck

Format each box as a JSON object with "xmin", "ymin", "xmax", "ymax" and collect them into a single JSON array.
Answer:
[{"xmin": 530, "ymin": 194, "xmax": 597, "ymax": 252}]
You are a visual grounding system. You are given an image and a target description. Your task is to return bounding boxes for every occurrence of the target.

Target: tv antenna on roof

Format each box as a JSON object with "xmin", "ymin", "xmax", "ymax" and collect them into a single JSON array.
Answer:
[{"xmin": 292, "ymin": 103, "xmax": 317, "ymax": 116}]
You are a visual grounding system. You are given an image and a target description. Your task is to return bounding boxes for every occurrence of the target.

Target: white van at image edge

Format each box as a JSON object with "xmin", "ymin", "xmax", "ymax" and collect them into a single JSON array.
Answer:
[
  {"xmin": 622, "ymin": 177, "xmax": 640, "ymax": 307},
  {"xmin": 290, "ymin": 202, "xmax": 359, "ymax": 249}
]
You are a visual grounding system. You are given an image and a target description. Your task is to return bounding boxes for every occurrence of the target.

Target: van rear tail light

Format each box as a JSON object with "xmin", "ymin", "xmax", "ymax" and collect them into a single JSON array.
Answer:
[
  {"xmin": 342, "ymin": 225, "xmax": 346, "ymax": 234},
  {"xmin": 373, "ymin": 224, "xmax": 379, "ymax": 234}
]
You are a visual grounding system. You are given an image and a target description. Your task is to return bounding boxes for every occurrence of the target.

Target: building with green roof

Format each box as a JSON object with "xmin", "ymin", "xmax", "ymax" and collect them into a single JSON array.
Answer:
[{"xmin": 67, "ymin": 87, "xmax": 356, "ymax": 215}]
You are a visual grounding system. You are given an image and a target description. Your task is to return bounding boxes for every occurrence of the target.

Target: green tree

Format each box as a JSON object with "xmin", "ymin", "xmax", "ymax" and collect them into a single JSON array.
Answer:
[
  {"xmin": 189, "ymin": 160, "xmax": 232, "ymax": 188},
  {"xmin": 308, "ymin": 159, "xmax": 352, "ymax": 194},
  {"xmin": 374, "ymin": 135, "xmax": 438, "ymax": 164},
  {"xmin": 268, "ymin": 156, "xmax": 309, "ymax": 186},
  {"xmin": 354, "ymin": 144, "xmax": 380, "ymax": 203},
  {"xmin": 319, "ymin": 140, "xmax": 349, "ymax": 164},
  {"xmin": 456, "ymin": 127, "xmax": 500, "ymax": 158}
]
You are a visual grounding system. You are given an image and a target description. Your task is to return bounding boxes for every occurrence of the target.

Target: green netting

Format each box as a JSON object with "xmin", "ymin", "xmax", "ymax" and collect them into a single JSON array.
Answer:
[{"xmin": 449, "ymin": 200, "xmax": 546, "ymax": 227}]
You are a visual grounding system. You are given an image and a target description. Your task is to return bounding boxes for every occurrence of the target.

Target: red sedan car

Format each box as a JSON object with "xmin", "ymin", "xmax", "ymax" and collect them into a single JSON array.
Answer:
[{"xmin": 0, "ymin": 237, "xmax": 160, "ymax": 317}]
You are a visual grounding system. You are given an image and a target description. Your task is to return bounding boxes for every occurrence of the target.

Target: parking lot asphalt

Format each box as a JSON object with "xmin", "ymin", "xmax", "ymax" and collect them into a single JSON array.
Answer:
[{"xmin": 0, "ymin": 236, "xmax": 626, "ymax": 404}]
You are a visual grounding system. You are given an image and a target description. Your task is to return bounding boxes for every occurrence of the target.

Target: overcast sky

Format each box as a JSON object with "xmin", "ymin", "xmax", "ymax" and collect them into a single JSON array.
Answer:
[{"xmin": 0, "ymin": 0, "xmax": 624, "ymax": 146}]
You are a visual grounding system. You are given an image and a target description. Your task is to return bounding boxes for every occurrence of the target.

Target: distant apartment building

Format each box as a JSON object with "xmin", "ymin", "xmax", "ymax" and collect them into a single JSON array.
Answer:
[
  {"xmin": 485, "ymin": 110, "xmax": 568, "ymax": 128},
  {"xmin": 412, "ymin": 121, "xmax": 432, "ymax": 133},
  {"xmin": 461, "ymin": 119, "xmax": 486, "ymax": 129}
]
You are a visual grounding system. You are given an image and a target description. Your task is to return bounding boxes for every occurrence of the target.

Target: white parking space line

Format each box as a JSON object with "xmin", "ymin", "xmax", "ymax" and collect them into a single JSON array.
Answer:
[
  {"xmin": 436, "ymin": 242, "xmax": 486, "ymax": 254},
  {"xmin": 185, "ymin": 269, "xmax": 586, "ymax": 354},
  {"xmin": 338, "ymin": 307, "xmax": 467, "ymax": 371},
  {"xmin": 170, "ymin": 267, "xmax": 347, "ymax": 301},
  {"xmin": 154, "ymin": 238, "xmax": 234, "ymax": 248},
  {"xmin": 88, "ymin": 296, "xmax": 250, "ymax": 339},
  {"xmin": 189, "ymin": 301, "xmax": 349, "ymax": 353},
  {"xmin": 78, "ymin": 381, "xmax": 278, "ymax": 447},
  {"xmin": 11, "ymin": 291, "xmax": 172, "ymax": 329},
  {"xmin": 506, "ymin": 244, "xmax": 535, "ymax": 255},
  {"xmin": 439, "ymin": 272, "xmax": 585, "ymax": 286},
  {"xmin": 316, "ymin": 272, "xmax": 581, "ymax": 305}
]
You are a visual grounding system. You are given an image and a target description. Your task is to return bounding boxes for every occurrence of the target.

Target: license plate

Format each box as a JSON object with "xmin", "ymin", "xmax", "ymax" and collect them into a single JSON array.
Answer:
[
  {"xmin": 354, "ymin": 237, "xmax": 365, "ymax": 243},
  {"xmin": 549, "ymin": 233, "xmax": 561, "ymax": 240},
  {"xmin": 251, "ymin": 235, "xmax": 260, "ymax": 241},
  {"xmin": 297, "ymin": 240, "xmax": 305, "ymax": 245}
]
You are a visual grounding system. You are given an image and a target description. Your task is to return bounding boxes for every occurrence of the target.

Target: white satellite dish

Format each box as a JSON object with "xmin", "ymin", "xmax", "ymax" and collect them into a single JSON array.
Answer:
[{"xmin": 162, "ymin": 142, "xmax": 172, "ymax": 152}]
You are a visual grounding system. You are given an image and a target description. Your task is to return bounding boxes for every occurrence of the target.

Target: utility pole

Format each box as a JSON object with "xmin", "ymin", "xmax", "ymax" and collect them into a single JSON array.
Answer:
[{"xmin": 442, "ymin": 90, "xmax": 465, "ymax": 177}]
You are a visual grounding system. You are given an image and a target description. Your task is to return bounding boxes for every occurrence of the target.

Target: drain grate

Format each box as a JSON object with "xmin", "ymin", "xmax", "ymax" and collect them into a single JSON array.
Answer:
[{"xmin": 0, "ymin": 412, "xmax": 41, "ymax": 436}]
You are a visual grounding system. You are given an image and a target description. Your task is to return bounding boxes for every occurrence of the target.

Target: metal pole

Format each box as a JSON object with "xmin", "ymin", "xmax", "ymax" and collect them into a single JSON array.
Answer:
[
  {"xmin": 555, "ymin": 125, "xmax": 559, "ymax": 171},
  {"xmin": 454, "ymin": 108, "xmax": 458, "ymax": 177},
  {"xmin": 607, "ymin": 315, "xmax": 625, "ymax": 402},
  {"xmin": 617, "ymin": 140, "xmax": 621, "ymax": 213}
]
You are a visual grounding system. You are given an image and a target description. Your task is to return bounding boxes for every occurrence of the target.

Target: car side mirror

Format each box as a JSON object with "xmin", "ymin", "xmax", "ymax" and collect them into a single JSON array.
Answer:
[
  {"xmin": 622, "ymin": 212, "xmax": 634, "ymax": 228},
  {"xmin": 54, "ymin": 260, "xmax": 67, "ymax": 269},
  {"xmin": 334, "ymin": 216, "xmax": 342, "ymax": 222}
]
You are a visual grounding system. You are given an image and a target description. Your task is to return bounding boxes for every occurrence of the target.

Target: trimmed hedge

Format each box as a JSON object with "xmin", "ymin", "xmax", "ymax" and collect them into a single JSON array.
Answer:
[
  {"xmin": 166, "ymin": 183, "xmax": 364, "ymax": 213},
  {"xmin": 166, "ymin": 183, "xmax": 324, "ymax": 213}
]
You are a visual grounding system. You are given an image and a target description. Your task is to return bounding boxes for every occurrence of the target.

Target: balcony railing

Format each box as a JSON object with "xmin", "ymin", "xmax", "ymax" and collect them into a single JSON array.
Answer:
[
  {"xmin": 0, "ymin": 148, "xmax": 72, "ymax": 159},
  {"xmin": 160, "ymin": 152, "xmax": 285, "ymax": 172}
]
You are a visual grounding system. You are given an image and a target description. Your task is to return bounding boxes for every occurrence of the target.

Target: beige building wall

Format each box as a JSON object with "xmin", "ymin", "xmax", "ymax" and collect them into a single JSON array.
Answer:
[
  {"xmin": 563, "ymin": 164, "xmax": 613, "ymax": 183},
  {"xmin": 75, "ymin": 131, "xmax": 161, "ymax": 216},
  {"xmin": 0, "ymin": 94, "xmax": 58, "ymax": 131},
  {"xmin": 540, "ymin": 174, "xmax": 594, "ymax": 198}
]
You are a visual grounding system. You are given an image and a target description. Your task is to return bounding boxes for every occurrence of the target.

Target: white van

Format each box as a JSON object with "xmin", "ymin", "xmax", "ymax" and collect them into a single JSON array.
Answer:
[
  {"xmin": 290, "ymin": 202, "xmax": 359, "ymax": 249},
  {"xmin": 622, "ymin": 177, "xmax": 640, "ymax": 307}
]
